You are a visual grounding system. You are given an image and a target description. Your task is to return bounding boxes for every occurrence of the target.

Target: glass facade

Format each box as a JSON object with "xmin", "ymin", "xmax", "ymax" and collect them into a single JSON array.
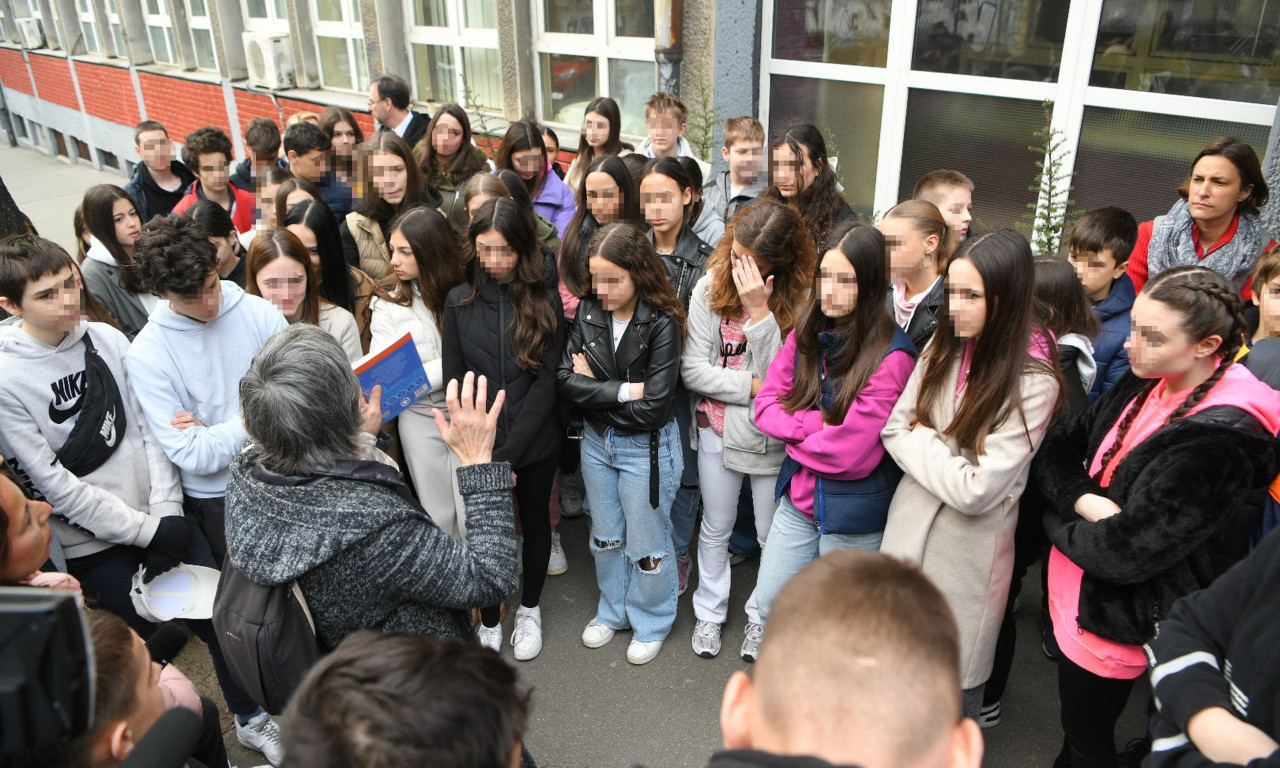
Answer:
[{"xmin": 912, "ymin": 0, "xmax": 1067, "ymax": 81}]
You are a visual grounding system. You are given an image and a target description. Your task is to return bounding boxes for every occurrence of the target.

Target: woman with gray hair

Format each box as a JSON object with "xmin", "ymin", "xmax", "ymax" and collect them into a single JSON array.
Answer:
[{"xmin": 224, "ymin": 323, "xmax": 519, "ymax": 647}]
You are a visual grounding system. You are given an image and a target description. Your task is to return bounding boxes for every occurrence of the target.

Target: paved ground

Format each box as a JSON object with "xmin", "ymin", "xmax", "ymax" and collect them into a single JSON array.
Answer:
[{"xmin": 3, "ymin": 142, "xmax": 1151, "ymax": 767}]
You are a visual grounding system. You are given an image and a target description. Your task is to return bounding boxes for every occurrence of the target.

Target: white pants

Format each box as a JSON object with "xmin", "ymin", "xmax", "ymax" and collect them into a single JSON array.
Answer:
[
  {"xmin": 691, "ymin": 427, "xmax": 778, "ymax": 625},
  {"xmin": 398, "ymin": 406, "xmax": 466, "ymax": 540}
]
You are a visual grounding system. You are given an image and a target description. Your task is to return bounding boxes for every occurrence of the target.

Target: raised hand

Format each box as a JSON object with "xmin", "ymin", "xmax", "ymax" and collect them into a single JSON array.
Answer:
[{"xmin": 432, "ymin": 372, "xmax": 506, "ymax": 466}]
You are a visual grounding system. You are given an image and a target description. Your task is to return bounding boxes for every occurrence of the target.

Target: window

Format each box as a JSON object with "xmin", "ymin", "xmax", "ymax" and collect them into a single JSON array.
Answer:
[
  {"xmin": 242, "ymin": 0, "xmax": 288, "ymax": 32},
  {"xmin": 406, "ymin": 0, "xmax": 501, "ymax": 110},
  {"xmin": 105, "ymin": 3, "xmax": 125, "ymax": 58},
  {"xmin": 143, "ymin": 0, "xmax": 176, "ymax": 64},
  {"xmin": 312, "ymin": 0, "xmax": 367, "ymax": 91},
  {"xmin": 186, "ymin": 0, "xmax": 218, "ymax": 70},
  {"xmin": 534, "ymin": 0, "xmax": 654, "ymax": 134},
  {"xmin": 913, "ymin": 0, "xmax": 1067, "ymax": 81},
  {"xmin": 76, "ymin": 0, "xmax": 100, "ymax": 54}
]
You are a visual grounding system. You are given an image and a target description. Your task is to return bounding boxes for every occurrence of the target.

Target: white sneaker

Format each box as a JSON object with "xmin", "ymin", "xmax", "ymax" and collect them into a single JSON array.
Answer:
[
  {"xmin": 582, "ymin": 619, "xmax": 617, "ymax": 648},
  {"xmin": 511, "ymin": 606, "xmax": 543, "ymax": 660},
  {"xmin": 236, "ymin": 711, "xmax": 284, "ymax": 766},
  {"xmin": 740, "ymin": 621, "xmax": 764, "ymax": 662},
  {"xmin": 627, "ymin": 638, "xmax": 664, "ymax": 665},
  {"xmin": 547, "ymin": 532, "xmax": 568, "ymax": 575},
  {"xmin": 691, "ymin": 619, "xmax": 721, "ymax": 658},
  {"xmin": 477, "ymin": 623, "xmax": 503, "ymax": 652}
]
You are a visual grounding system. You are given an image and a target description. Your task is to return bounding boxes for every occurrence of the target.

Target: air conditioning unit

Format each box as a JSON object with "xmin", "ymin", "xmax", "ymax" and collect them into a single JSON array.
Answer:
[
  {"xmin": 242, "ymin": 32, "xmax": 295, "ymax": 90},
  {"xmin": 18, "ymin": 18, "xmax": 45, "ymax": 50}
]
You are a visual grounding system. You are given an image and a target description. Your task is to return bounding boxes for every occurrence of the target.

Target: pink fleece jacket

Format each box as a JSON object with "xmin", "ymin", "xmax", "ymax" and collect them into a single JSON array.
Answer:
[
  {"xmin": 1050, "ymin": 362, "xmax": 1280, "ymax": 678},
  {"xmin": 754, "ymin": 330, "xmax": 915, "ymax": 520}
]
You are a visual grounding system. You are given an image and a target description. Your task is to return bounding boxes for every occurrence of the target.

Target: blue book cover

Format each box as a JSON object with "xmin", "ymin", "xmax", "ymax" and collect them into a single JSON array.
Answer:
[{"xmin": 353, "ymin": 332, "xmax": 431, "ymax": 423}]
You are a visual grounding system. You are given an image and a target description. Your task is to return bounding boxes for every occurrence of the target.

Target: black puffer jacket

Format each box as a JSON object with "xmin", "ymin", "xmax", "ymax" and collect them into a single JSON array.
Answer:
[
  {"xmin": 443, "ymin": 275, "xmax": 565, "ymax": 469},
  {"xmin": 557, "ymin": 297, "xmax": 682, "ymax": 434},
  {"xmin": 1033, "ymin": 373, "xmax": 1279, "ymax": 645},
  {"xmin": 650, "ymin": 227, "xmax": 713, "ymax": 310}
]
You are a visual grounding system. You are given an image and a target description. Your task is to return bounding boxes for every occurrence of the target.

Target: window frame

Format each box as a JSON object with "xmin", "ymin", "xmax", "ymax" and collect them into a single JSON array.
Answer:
[
  {"xmin": 310, "ymin": 0, "xmax": 367, "ymax": 92},
  {"xmin": 404, "ymin": 0, "xmax": 502, "ymax": 110},
  {"xmin": 142, "ymin": 0, "xmax": 177, "ymax": 65}
]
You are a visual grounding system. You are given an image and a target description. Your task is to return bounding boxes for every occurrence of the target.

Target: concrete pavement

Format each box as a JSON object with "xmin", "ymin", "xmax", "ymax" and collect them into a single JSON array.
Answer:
[{"xmin": 1, "ymin": 142, "xmax": 1151, "ymax": 767}]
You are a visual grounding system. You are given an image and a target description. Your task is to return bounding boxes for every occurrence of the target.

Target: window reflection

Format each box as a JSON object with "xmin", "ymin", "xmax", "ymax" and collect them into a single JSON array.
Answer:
[
  {"xmin": 912, "ymin": 0, "xmax": 1068, "ymax": 81},
  {"xmin": 1093, "ymin": 0, "xmax": 1280, "ymax": 104},
  {"xmin": 773, "ymin": 0, "xmax": 891, "ymax": 66}
]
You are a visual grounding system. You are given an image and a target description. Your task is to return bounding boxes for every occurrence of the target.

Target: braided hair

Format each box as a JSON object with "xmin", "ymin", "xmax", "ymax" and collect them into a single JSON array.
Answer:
[{"xmin": 1093, "ymin": 266, "xmax": 1247, "ymax": 480}]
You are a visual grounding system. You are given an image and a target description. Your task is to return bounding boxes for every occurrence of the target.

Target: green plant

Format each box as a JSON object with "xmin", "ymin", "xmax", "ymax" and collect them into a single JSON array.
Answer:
[
  {"xmin": 682, "ymin": 45, "xmax": 721, "ymax": 162},
  {"xmin": 1019, "ymin": 100, "xmax": 1080, "ymax": 258},
  {"xmin": 461, "ymin": 75, "xmax": 497, "ymax": 160}
]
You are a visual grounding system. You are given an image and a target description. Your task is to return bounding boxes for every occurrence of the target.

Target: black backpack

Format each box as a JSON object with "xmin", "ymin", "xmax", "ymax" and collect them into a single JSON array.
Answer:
[{"xmin": 212, "ymin": 559, "xmax": 318, "ymax": 716}]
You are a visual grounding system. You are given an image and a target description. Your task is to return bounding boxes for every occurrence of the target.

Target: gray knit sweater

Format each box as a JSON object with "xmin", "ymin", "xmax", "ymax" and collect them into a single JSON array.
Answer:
[{"xmin": 225, "ymin": 451, "xmax": 519, "ymax": 648}]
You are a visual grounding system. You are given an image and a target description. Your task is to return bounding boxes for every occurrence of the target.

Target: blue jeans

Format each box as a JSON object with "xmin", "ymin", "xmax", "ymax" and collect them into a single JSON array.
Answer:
[
  {"xmin": 669, "ymin": 392, "xmax": 700, "ymax": 557},
  {"xmin": 581, "ymin": 419, "xmax": 682, "ymax": 643},
  {"xmin": 749, "ymin": 494, "xmax": 883, "ymax": 626}
]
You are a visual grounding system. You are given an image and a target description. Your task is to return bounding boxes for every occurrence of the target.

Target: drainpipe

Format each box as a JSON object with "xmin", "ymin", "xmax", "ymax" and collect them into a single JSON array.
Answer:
[{"xmin": 655, "ymin": 0, "xmax": 683, "ymax": 94}]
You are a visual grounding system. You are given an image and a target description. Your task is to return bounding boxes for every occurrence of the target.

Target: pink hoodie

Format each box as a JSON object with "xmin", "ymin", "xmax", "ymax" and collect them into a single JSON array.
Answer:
[
  {"xmin": 754, "ymin": 330, "xmax": 915, "ymax": 520},
  {"xmin": 1050, "ymin": 362, "xmax": 1280, "ymax": 678}
]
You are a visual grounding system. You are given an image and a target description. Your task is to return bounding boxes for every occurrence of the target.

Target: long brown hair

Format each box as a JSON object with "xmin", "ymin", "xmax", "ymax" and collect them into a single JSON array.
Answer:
[
  {"xmin": 707, "ymin": 199, "xmax": 815, "ymax": 336},
  {"xmin": 82, "ymin": 185, "xmax": 146, "ymax": 293},
  {"xmin": 357, "ymin": 131, "xmax": 427, "ymax": 221},
  {"xmin": 245, "ymin": 228, "xmax": 321, "ymax": 325},
  {"xmin": 495, "ymin": 120, "xmax": 549, "ymax": 200},
  {"xmin": 782, "ymin": 223, "xmax": 895, "ymax": 424},
  {"xmin": 461, "ymin": 197, "xmax": 556, "ymax": 372},
  {"xmin": 273, "ymin": 177, "xmax": 322, "ymax": 228},
  {"xmin": 416, "ymin": 104, "xmax": 487, "ymax": 184},
  {"xmin": 915, "ymin": 229, "xmax": 1061, "ymax": 455},
  {"xmin": 560, "ymin": 154, "xmax": 641, "ymax": 299},
  {"xmin": 380, "ymin": 206, "xmax": 463, "ymax": 331},
  {"xmin": 585, "ymin": 222, "xmax": 686, "ymax": 336},
  {"xmin": 1093, "ymin": 266, "xmax": 1248, "ymax": 479},
  {"xmin": 762, "ymin": 124, "xmax": 853, "ymax": 250}
]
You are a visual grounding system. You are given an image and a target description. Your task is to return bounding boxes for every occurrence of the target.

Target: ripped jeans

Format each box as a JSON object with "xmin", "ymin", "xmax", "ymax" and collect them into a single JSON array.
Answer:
[{"xmin": 581, "ymin": 418, "xmax": 682, "ymax": 643}]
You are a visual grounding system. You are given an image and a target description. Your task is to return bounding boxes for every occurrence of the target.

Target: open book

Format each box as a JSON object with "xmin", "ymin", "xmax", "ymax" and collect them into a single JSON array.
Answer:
[{"xmin": 353, "ymin": 332, "xmax": 431, "ymax": 423}]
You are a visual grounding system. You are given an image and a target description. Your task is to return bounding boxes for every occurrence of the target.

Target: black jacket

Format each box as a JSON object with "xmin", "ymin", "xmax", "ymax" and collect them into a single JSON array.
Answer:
[
  {"xmin": 557, "ymin": 297, "xmax": 682, "ymax": 434},
  {"xmin": 886, "ymin": 277, "xmax": 943, "ymax": 351},
  {"xmin": 1033, "ymin": 373, "xmax": 1278, "ymax": 645},
  {"xmin": 650, "ymin": 227, "xmax": 712, "ymax": 310},
  {"xmin": 1144, "ymin": 528, "xmax": 1280, "ymax": 768},
  {"xmin": 442, "ymin": 275, "xmax": 565, "ymax": 469},
  {"xmin": 123, "ymin": 160, "xmax": 196, "ymax": 223},
  {"xmin": 387, "ymin": 111, "xmax": 431, "ymax": 149}
]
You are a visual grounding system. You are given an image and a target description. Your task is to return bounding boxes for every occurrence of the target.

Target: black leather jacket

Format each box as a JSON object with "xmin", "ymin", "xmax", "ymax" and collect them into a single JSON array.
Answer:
[
  {"xmin": 650, "ymin": 227, "xmax": 713, "ymax": 310},
  {"xmin": 885, "ymin": 277, "xmax": 944, "ymax": 351},
  {"xmin": 556, "ymin": 297, "xmax": 682, "ymax": 435}
]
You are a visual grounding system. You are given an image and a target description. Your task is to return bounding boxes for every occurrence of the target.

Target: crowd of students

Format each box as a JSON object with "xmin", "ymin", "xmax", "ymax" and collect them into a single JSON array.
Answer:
[{"xmin": 4, "ymin": 71, "xmax": 1280, "ymax": 768}]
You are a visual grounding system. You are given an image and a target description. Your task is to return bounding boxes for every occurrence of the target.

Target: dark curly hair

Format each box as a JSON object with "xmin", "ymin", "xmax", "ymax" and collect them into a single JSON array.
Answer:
[
  {"xmin": 134, "ymin": 215, "xmax": 219, "ymax": 296},
  {"xmin": 180, "ymin": 126, "xmax": 233, "ymax": 171}
]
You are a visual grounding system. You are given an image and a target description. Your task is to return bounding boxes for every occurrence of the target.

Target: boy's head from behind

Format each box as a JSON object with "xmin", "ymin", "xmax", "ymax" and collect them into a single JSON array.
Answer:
[
  {"xmin": 914, "ymin": 170, "xmax": 974, "ymax": 238},
  {"xmin": 720, "ymin": 551, "xmax": 982, "ymax": 768},
  {"xmin": 133, "ymin": 215, "xmax": 221, "ymax": 323},
  {"xmin": 244, "ymin": 117, "xmax": 282, "ymax": 164},
  {"xmin": 644, "ymin": 92, "xmax": 688, "ymax": 156},
  {"xmin": 282, "ymin": 632, "xmax": 531, "ymax": 768},
  {"xmin": 1251, "ymin": 244, "xmax": 1280, "ymax": 337},
  {"xmin": 1066, "ymin": 206, "xmax": 1137, "ymax": 303},
  {"xmin": 722, "ymin": 116, "xmax": 765, "ymax": 184}
]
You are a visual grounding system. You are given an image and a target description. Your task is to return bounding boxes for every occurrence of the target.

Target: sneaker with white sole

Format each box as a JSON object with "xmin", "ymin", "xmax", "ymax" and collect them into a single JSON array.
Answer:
[
  {"xmin": 740, "ymin": 621, "xmax": 764, "ymax": 662},
  {"xmin": 547, "ymin": 532, "xmax": 568, "ymax": 575},
  {"xmin": 691, "ymin": 619, "xmax": 721, "ymax": 658},
  {"xmin": 627, "ymin": 638, "xmax": 664, "ymax": 665},
  {"xmin": 677, "ymin": 553, "xmax": 692, "ymax": 596},
  {"xmin": 582, "ymin": 619, "xmax": 618, "ymax": 648},
  {"xmin": 477, "ymin": 623, "xmax": 503, "ymax": 652},
  {"xmin": 236, "ymin": 711, "xmax": 284, "ymax": 766},
  {"xmin": 512, "ymin": 606, "xmax": 543, "ymax": 660}
]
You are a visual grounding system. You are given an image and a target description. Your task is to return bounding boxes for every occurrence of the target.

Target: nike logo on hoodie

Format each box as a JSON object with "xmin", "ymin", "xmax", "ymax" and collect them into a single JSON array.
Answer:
[{"xmin": 48, "ymin": 371, "xmax": 86, "ymax": 424}]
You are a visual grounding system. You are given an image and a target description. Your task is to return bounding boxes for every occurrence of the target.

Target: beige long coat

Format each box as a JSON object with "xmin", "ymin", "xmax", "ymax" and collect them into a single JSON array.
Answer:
[{"xmin": 880, "ymin": 356, "xmax": 1059, "ymax": 689}]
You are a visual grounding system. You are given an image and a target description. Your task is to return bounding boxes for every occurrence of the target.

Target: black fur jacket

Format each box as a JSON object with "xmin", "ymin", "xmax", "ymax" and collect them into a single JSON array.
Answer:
[{"xmin": 1032, "ymin": 373, "xmax": 1278, "ymax": 645}]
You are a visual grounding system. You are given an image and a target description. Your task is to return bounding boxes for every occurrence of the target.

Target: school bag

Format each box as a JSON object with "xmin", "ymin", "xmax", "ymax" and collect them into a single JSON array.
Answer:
[{"xmin": 212, "ymin": 559, "xmax": 317, "ymax": 716}]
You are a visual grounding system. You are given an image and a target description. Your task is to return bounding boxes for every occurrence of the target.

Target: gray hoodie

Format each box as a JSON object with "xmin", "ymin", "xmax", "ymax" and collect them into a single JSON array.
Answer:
[{"xmin": 0, "ymin": 320, "xmax": 183, "ymax": 559}]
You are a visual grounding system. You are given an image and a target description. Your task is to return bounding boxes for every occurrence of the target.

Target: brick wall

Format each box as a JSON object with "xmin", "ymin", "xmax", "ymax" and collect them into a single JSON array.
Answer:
[
  {"xmin": 0, "ymin": 47, "xmax": 33, "ymax": 95},
  {"xmin": 76, "ymin": 61, "xmax": 140, "ymax": 126},
  {"xmin": 27, "ymin": 52, "xmax": 78, "ymax": 110},
  {"xmin": 138, "ymin": 72, "xmax": 230, "ymax": 141}
]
